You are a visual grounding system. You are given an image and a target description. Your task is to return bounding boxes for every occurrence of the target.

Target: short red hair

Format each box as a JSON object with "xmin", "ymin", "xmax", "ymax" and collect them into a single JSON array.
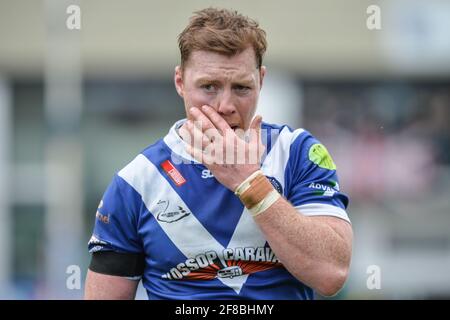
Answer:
[{"xmin": 178, "ymin": 7, "xmax": 267, "ymax": 69}]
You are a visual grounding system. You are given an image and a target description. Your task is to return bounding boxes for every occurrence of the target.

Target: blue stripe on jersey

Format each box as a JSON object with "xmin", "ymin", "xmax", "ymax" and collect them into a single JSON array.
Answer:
[
  {"xmin": 114, "ymin": 144, "xmax": 242, "ymax": 298},
  {"xmin": 89, "ymin": 119, "xmax": 349, "ymax": 300},
  {"xmin": 141, "ymin": 141, "xmax": 246, "ymax": 249},
  {"xmin": 88, "ymin": 174, "xmax": 143, "ymax": 254}
]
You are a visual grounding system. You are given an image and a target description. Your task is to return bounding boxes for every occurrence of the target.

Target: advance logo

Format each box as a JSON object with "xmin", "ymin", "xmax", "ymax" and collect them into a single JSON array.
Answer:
[{"xmin": 308, "ymin": 181, "xmax": 339, "ymax": 197}]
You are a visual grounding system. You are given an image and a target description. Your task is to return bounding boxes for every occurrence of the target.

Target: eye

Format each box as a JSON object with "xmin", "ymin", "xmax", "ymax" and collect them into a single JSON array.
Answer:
[
  {"xmin": 234, "ymin": 85, "xmax": 251, "ymax": 94},
  {"xmin": 201, "ymin": 84, "xmax": 218, "ymax": 93}
]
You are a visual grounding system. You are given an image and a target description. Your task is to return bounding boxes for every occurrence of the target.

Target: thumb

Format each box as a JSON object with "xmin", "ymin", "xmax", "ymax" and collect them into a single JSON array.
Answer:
[
  {"xmin": 249, "ymin": 115, "xmax": 262, "ymax": 143},
  {"xmin": 250, "ymin": 115, "xmax": 262, "ymax": 130}
]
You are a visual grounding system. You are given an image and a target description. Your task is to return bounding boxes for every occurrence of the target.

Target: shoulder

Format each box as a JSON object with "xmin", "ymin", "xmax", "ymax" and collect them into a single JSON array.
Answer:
[
  {"xmin": 262, "ymin": 121, "xmax": 318, "ymax": 160},
  {"xmin": 262, "ymin": 122, "xmax": 338, "ymax": 179}
]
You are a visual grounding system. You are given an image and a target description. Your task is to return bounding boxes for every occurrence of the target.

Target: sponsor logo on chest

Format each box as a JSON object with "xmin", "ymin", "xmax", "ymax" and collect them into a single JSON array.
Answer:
[{"xmin": 161, "ymin": 160, "xmax": 186, "ymax": 186}]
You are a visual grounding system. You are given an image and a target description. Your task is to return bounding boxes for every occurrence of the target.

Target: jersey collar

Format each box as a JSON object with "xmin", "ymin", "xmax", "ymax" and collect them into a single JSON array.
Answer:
[{"xmin": 163, "ymin": 119, "xmax": 201, "ymax": 164}]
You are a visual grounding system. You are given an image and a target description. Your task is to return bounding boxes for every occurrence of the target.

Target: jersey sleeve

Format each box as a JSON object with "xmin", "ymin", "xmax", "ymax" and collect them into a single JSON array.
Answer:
[
  {"xmin": 284, "ymin": 132, "xmax": 350, "ymax": 223},
  {"xmin": 88, "ymin": 174, "xmax": 143, "ymax": 254}
]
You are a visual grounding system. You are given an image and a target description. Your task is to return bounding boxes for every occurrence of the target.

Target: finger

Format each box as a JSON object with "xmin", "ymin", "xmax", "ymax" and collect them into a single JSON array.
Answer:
[
  {"xmin": 249, "ymin": 115, "xmax": 263, "ymax": 144},
  {"xmin": 185, "ymin": 144, "xmax": 203, "ymax": 163},
  {"xmin": 186, "ymin": 144, "xmax": 215, "ymax": 165},
  {"xmin": 201, "ymin": 105, "xmax": 231, "ymax": 134},
  {"xmin": 185, "ymin": 120, "xmax": 218, "ymax": 164},
  {"xmin": 185, "ymin": 119, "xmax": 211, "ymax": 150},
  {"xmin": 186, "ymin": 119, "xmax": 225, "ymax": 165},
  {"xmin": 249, "ymin": 115, "xmax": 262, "ymax": 132},
  {"xmin": 189, "ymin": 107, "xmax": 218, "ymax": 139},
  {"xmin": 178, "ymin": 123, "xmax": 192, "ymax": 143},
  {"xmin": 248, "ymin": 116, "xmax": 264, "ymax": 165}
]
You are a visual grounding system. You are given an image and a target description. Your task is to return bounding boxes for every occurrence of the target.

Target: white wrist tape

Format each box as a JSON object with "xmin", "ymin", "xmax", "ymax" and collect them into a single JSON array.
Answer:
[
  {"xmin": 234, "ymin": 170, "xmax": 281, "ymax": 217},
  {"xmin": 248, "ymin": 189, "xmax": 281, "ymax": 217},
  {"xmin": 234, "ymin": 170, "xmax": 263, "ymax": 197}
]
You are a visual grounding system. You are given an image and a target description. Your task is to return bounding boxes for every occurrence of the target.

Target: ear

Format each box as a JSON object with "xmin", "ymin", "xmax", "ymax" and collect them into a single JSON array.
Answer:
[
  {"xmin": 174, "ymin": 66, "xmax": 184, "ymax": 98},
  {"xmin": 259, "ymin": 66, "xmax": 266, "ymax": 90}
]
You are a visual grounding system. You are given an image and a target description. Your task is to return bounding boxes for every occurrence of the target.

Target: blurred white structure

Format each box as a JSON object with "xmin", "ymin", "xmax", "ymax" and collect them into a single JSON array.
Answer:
[
  {"xmin": 0, "ymin": 77, "xmax": 12, "ymax": 298},
  {"xmin": 43, "ymin": 0, "xmax": 83, "ymax": 299},
  {"xmin": 258, "ymin": 71, "xmax": 303, "ymax": 129}
]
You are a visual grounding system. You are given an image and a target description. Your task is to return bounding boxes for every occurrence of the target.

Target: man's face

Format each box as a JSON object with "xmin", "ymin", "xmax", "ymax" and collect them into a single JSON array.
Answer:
[{"xmin": 174, "ymin": 47, "xmax": 266, "ymax": 131}]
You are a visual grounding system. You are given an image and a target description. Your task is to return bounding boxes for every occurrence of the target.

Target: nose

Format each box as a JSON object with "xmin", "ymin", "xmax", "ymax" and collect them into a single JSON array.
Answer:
[{"xmin": 215, "ymin": 90, "xmax": 237, "ymax": 116}]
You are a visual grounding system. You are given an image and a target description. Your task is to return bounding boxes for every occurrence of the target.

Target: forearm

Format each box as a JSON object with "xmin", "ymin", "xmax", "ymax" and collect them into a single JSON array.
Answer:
[
  {"xmin": 183, "ymin": 106, "xmax": 352, "ymax": 295},
  {"xmin": 253, "ymin": 197, "xmax": 352, "ymax": 296}
]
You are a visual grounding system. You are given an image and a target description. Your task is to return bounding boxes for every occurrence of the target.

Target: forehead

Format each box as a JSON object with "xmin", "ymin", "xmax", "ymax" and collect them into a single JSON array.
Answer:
[{"xmin": 184, "ymin": 48, "xmax": 258, "ymax": 80}]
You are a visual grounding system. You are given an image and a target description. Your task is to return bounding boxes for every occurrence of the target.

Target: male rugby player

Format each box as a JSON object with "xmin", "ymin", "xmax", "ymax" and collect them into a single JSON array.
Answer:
[{"xmin": 85, "ymin": 8, "xmax": 352, "ymax": 300}]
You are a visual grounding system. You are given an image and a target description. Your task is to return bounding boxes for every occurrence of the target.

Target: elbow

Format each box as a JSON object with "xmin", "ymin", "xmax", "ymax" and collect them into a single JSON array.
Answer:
[{"xmin": 316, "ymin": 266, "xmax": 349, "ymax": 297}]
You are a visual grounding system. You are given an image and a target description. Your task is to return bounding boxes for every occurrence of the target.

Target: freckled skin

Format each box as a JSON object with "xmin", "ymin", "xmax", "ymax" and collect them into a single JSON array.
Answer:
[{"xmin": 174, "ymin": 47, "xmax": 266, "ymax": 132}]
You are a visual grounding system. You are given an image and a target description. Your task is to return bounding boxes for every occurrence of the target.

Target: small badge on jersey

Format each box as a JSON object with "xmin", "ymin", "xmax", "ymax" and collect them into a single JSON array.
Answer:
[
  {"xmin": 266, "ymin": 176, "xmax": 283, "ymax": 195},
  {"xmin": 161, "ymin": 160, "xmax": 186, "ymax": 186}
]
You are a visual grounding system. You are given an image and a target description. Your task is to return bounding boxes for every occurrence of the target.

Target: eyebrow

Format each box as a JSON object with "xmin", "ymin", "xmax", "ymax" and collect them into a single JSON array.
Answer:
[{"xmin": 195, "ymin": 76, "xmax": 255, "ymax": 86}]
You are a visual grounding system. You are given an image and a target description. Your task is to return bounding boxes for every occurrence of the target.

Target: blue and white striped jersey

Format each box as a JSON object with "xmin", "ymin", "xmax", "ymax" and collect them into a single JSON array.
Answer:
[{"xmin": 88, "ymin": 119, "xmax": 350, "ymax": 300}]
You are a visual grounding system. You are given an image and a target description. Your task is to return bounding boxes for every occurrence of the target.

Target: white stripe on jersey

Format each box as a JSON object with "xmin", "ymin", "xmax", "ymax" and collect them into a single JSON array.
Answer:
[
  {"xmin": 119, "ymin": 154, "xmax": 251, "ymax": 293},
  {"xmin": 163, "ymin": 119, "xmax": 200, "ymax": 164},
  {"xmin": 118, "ymin": 125, "xmax": 348, "ymax": 294},
  {"xmin": 118, "ymin": 155, "xmax": 223, "ymax": 258},
  {"xmin": 295, "ymin": 203, "xmax": 351, "ymax": 223},
  {"xmin": 261, "ymin": 126, "xmax": 304, "ymax": 192},
  {"xmin": 228, "ymin": 127, "xmax": 304, "ymax": 248}
]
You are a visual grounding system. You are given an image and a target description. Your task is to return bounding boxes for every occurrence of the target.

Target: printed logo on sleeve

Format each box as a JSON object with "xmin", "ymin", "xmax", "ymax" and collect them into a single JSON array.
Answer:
[
  {"xmin": 308, "ymin": 143, "xmax": 337, "ymax": 170},
  {"xmin": 308, "ymin": 180, "xmax": 340, "ymax": 197},
  {"xmin": 88, "ymin": 235, "xmax": 108, "ymax": 253},
  {"xmin": 95, "ymin": 200, "xmax": 110, "ymax": 224}
]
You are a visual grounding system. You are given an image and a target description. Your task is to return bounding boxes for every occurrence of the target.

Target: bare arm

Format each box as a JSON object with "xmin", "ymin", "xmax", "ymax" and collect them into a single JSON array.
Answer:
[
  {"xmin": 184, "ymin": 106, "xmax": 353, "ymax": 296},
  {"xmin": 84, "ymin": 270, "xmax": 140, "ymax": 300},
  {"xmin": 254, "ymin": 197, "xmax": 353, "ymax": 297}
]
